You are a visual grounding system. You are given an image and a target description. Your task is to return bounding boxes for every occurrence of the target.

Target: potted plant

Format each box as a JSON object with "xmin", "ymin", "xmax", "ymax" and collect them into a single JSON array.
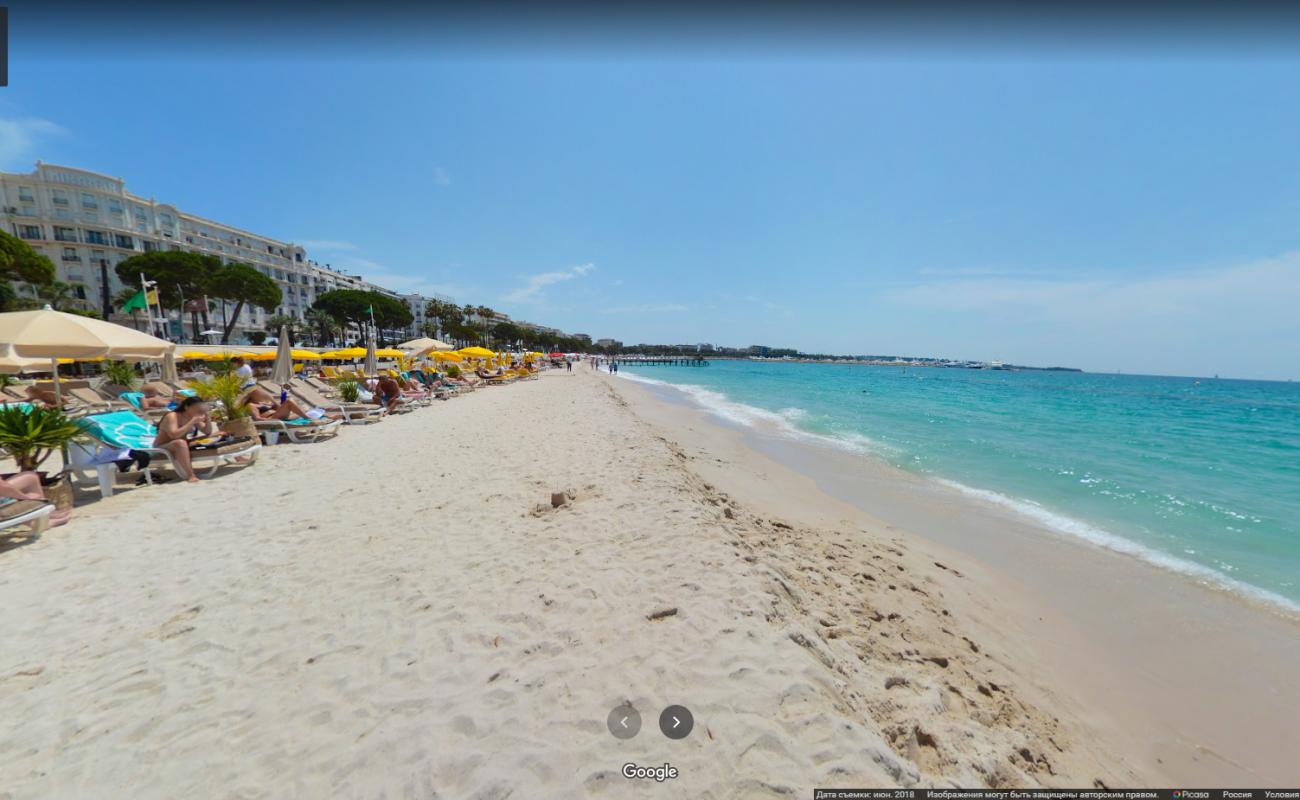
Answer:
[
  {"xmin": 445, "ymin": 364, "xmax": 461, "ymax": 379},
  {"xmin": 336, "ymin": 379, "xmax": 361, "ymax": 403},
  {"xmin": 187, "ymin": 373, "xmax": 256, "ymax": 439},
  {"xmin": 101, "ymin": 360, "xmax": 140, "ymax": 397},
  {"xmin": 0, "ymin": 405, "xmax": 86, "ymax": 511}
]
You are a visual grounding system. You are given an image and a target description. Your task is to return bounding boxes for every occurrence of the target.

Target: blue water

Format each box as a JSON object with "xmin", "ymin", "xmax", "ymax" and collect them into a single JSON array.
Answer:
[{"xmin": 618, "ymin": 361, "xmax": 1300, "ymax": 612}]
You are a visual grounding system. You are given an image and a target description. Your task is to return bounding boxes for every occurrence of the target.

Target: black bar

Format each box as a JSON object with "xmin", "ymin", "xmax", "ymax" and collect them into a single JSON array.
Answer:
[
  {"xmin": 1, "ymin": 7, "xmax": 8, "ymax": 87},
  {"xmin": 812, "ymin": 792, "xmax": 1300, "ymax": 800}
]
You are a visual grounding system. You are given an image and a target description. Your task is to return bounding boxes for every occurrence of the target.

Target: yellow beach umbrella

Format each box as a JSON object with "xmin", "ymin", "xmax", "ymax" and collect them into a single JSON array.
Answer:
[
  {"xmin": 331, "ymin": 347, "xmax": 368, "ymax": 359},
  {"xmin": 433, "ymin": 351, "xmax": 462, "ymax": 362},
  {"xmin": 290, "ymin": 349, "xmax": 322, "ymax": 360},
  {"xmin": 374, "ymin": 348, "xmax": 406, "ymax": 358},
  {"xmin": 180, "ymin": 351, "xmax": 212, "ymax": 360},
  {"xmin": 458, "ymin": 346, "xmax": 495, "ymax": 359}
]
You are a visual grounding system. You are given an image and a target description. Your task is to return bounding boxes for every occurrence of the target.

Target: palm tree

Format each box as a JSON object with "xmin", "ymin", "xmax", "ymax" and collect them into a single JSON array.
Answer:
[
  {"xmin": 35, "ymin": 280, "xmax": 75, "ymax": 310},
  {"xmin": 305, "ymin": 308, "xmax": 336, "ymax": 347},
  {"xmin": 265, "ymin": 313, "xmax": 300, "ymax": 345}
]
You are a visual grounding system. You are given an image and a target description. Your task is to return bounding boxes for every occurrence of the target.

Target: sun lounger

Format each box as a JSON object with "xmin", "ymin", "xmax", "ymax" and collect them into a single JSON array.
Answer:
[
  {"xmin": 254, "ymin": 416, "xmax": 343, "ymax": 444},
  {"xmin": 0, "ymin": 498, "xmax": 54, "ymax": 537},
  {"xmin": 268, "ymin": 381, "xmax": 384, "ymax": 425},
  {"xmin": 72, "ymin": 410, "xmax": 261, "ymax": 497}
]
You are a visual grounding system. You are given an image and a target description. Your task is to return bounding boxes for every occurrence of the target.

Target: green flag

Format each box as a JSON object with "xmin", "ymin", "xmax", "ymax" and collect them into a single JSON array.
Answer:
[{"xmin": 121, "ymin": 289, "xmax": 148, "ymax": 313}]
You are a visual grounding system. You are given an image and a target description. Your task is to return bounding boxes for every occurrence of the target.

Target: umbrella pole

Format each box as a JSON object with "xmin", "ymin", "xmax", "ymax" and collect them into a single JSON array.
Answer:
[{"xmin": 50, "ymin": 358, "xmax": 62, "ymax": 406}]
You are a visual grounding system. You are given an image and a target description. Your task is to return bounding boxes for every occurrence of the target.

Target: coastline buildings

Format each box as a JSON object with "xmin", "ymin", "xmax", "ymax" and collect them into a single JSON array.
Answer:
[{"xmin": 0, "ymin": 162, "xmax": 452, "ymax": 343}]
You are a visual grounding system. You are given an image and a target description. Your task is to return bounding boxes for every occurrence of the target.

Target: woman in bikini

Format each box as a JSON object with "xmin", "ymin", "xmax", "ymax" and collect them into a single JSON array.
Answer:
[{"xmin": 153, "ymin": 396, "xmax": 216, "ymax": 483}]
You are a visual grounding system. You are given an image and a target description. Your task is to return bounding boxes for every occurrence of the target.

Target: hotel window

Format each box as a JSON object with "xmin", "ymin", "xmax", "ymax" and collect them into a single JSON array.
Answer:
[
  {"xmin": 18, "ymin": 225, "xmax": 41, "ymax": 239},
  {"xmin": 114, "ymin": 234, "xmax": 134, "ymax": 249},
  {"xmin": 51, "ymin": 189, "xmax": 68, "ymax": 206},
  {"xmin": 54, "ymin": 208, "xmax": 72, "ymax": 220},
  {"xmin": 74, "ymin": 286, "xmax": 87, "ymax": 300},
  {"xmin": 62, "ymin": 247, "xmax": 80, "ymax": 261},
  {"xmin": 133, "ymin": 206, "xmax": 147, "ymax": 221},
  {"xmin": 108, "ymin": 200, "xmax": 123, "ymax": 214},
  {"xmin": 18, "ymin": 186, "xmax": 34, "ymax": 202},
  {"xmin": 159, "ymin": 213, "xmax": 173, "ymax": 225},
  {"xmin": 85, "ymin": 230, "xmax": 107, "ymax": 245},
  {"xmin": 143, "ymin": 240, "xmax": 158, "ymax": 253},
  {"xmin": 91, "ymin": 249, "xmax": 105, "ymax": 264},
  {"xmin": 53, "ymin": 226, "xmax": 77, "ymax": 242},
  {"xmin": 18, "ymin": 206, "xmax": 36, "ymax": 216},
  {"xmin": 81, "ymin": 193, "xmax": 98, "ymax": 209}
]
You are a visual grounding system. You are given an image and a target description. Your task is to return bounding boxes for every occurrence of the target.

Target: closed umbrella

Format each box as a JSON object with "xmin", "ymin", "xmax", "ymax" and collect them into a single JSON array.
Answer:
[
  {"xmin": 364, "ymin": 333, "xmax": 378, "ymax": 377},
  {"xmin": 0, "ymin": 306, "xmax": 173, "ymax": 403},
  {"xmin": 161, "ymin": 350, "xmax": 180, "ymax": 385},
  {"xmin": 271, "ymin": 325, "xmax": 294, "ymax": 384}
]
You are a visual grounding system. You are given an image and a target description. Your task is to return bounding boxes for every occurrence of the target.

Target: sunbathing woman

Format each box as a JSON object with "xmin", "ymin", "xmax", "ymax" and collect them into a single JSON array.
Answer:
[
  {"xmin": 0, "ymin": 472, "xmax": 71, "ymax": 527},
  {"xmin": 138, "ymin": 385, "xmax": 172, "ymax": 410},
  {"xmin": 240, "ymin": 386, "xmax": 343, "ymax": 423},
  {"xmin": 154, "ymin": 396, "xmax": 216, "ymax": 483}
]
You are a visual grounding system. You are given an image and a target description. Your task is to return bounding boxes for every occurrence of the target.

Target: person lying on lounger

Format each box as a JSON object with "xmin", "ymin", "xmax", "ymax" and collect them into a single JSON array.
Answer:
[
  {"xmin": 239, "ymin": 386, "xmax": 342, "ymax": 423},
  {"xmin": 138, "ymin": 385, "xmax": 172, "ymax": 410},
  {"xmin": 23, "ymin": 385, "xmax": 72, "ymax": 410},
  {"xmin": 0, "ymin": 472, "xmax": 71, "ymax": 526}
]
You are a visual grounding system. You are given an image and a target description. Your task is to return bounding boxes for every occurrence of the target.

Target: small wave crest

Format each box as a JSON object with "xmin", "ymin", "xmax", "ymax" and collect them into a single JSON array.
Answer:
[
  {"xmin": 616, "ymin": 369, "xmax": 890, "ymax": 457},
  {"xmin": 934, "ymin": 479, "xmax": 1300, "ymax": 617}
]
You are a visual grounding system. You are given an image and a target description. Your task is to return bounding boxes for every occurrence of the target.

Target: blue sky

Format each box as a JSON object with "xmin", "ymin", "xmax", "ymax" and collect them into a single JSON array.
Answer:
[{"xmin": 3, "ymin": 14, "xmax": 1300, "ymax": 378}]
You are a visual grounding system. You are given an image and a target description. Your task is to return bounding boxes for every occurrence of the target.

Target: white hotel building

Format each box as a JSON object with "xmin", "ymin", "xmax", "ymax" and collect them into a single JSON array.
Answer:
[{"xmin": 0, "ymin": 162, "xmax": 450, "ymax": 342}]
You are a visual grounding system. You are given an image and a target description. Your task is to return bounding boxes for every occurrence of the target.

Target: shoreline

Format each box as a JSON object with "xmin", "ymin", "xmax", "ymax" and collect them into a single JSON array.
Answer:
[
  {"xmin": 605, "ymin": 368, "xmax": 1300, "ymax": 787},
  {"xmin": 613, "ymin": 367, "xmax": 1300, "ymax": 622},
  {"xmin": 1, "ymin": 369, "xmax": 1295, "ymax": 796}
]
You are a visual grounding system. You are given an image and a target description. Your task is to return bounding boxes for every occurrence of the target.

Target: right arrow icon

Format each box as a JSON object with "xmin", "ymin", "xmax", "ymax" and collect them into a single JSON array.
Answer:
[{"xmin": 659, "ymin": 705, "xmax": 694, "ymax": 739}]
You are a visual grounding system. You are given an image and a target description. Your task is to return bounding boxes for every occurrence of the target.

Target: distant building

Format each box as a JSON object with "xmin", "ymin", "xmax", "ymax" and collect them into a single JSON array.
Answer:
[
  {"xmin": 747, "ymin": 345, "xmax": 772, "ymax": 356},
  {"xmin": 0, "ymin": 161, "xmax": 459, "ymax": 344},
  {"xmin": 572, "ymin": 333, "xmax": 592, "ymax": 342},
  {"xmin": 595, "ymin": 338, "xmax": 622, "ymax": 350}
]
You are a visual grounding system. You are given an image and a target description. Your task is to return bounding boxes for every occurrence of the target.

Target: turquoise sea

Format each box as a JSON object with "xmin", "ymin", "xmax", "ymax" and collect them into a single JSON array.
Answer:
[{"xmin": 617, "ymin": 360, "xmax": 1300, "ymax": 613}]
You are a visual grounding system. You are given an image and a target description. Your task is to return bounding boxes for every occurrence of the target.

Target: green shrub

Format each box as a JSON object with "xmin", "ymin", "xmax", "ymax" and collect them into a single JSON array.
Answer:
[
  {"xmin": 187, "ymin": 373, "xmax": 249, "ymax": 420},
  {"xmin": 336, "ymin": 379, "xmax": 360, "ymax": 403},
  {"xmin": 444, "ymin": 364, "xmax": 461, "ymax": 379},
  {"xmin": 103, "ymin": 360, "xmax": 139, "ymax": 390},
  {"xmin": 0, "ymin": 405, "xmax": 87, "ymax": 471}
]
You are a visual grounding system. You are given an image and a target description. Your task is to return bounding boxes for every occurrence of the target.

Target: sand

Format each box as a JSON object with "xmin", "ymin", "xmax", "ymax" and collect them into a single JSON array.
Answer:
[{"xmin": 0, "ymin": 368, "xmax": 1294, "ymax": 798}]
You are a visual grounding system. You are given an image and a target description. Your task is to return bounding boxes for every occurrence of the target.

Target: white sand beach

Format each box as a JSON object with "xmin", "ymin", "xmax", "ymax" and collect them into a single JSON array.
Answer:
[{"xmin": 1, "ymin": 369, "xmax": 1297, "ymax": 798}]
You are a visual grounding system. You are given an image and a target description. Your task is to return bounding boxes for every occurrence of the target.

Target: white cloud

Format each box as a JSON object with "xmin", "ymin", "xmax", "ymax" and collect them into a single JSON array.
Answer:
[
  {"xmin": 600, "ymin": 303, "xmax": 689, "ymax": 315},
  {"xmin": 0, "ymin": 117, "xmax": 67, "ymax": 170},
  {"xmin": 433, "ymin": 166, "xmax": 451, "ymax": 186},
  {"xmin": 505, "ymin": 263, "xmax": 595, "ymax": 304}
]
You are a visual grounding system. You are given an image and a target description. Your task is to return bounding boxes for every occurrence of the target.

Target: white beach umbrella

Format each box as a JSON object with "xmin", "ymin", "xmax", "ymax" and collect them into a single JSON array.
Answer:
[
  {"xmin": 270, "ymin": 326, "xmax": 294, "ymax": 385},
  {"xmin": 397, "ymin": 336, "xmax": 454, "ymax": 356},
  {"xmin": 0, "ymin": 306, "xmax": 174, "ymax": 404}
]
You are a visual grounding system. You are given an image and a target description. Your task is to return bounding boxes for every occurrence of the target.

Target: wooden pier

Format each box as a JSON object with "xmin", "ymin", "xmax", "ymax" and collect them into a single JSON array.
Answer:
[{"xmin": 616, "ymin": 356, "xmax": 709, "ymax": 366}]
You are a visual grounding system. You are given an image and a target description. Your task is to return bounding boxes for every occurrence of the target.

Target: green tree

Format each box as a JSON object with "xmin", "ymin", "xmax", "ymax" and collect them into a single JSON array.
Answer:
[
  {"xmin": 265, "ymin": 313, "xmax": 300, "ymax": 345},
  {"xmin": 312, "ymin": 289, "xmax": 412, "ymax": 345},
  {"xmin": 0, "ymin": 230, "xmax": 57, "ymax": 286},
  {"xmin": 116, "ymin": 251, "xmax": 210, "ymax": 312},
  {"xmin": 305, "ymin": 308, "xmax": 337, "ymax": 347},
  {"xmin": 35, "ymin": 280, "xmax": 76, "ymax": 311},
  {"xmin": 208, "ymin": 262, "xmax": 281, "ymax": 344}
]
